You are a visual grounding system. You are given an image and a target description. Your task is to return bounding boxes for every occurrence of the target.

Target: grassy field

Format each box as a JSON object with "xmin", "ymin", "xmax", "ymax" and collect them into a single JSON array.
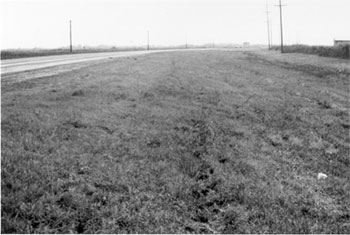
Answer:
[
  {"xmin": 272, "ymin": 44, "xmax": 350, "ymax": 59},
  {"xmin": 1, "ymin": 50, "xmax": 350, "ymax": 233}
]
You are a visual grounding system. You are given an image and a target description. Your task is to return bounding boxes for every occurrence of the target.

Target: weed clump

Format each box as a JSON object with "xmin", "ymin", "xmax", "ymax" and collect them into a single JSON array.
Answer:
[{"xmin": 72, "ymin": 90, "xmax": 85, "ymax": 96}]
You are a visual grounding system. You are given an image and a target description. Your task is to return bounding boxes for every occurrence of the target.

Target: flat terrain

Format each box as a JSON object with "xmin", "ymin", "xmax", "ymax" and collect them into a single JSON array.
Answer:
[{"xmin": 1, "ymin": 50, "xmax": 350, "ymax": 233}]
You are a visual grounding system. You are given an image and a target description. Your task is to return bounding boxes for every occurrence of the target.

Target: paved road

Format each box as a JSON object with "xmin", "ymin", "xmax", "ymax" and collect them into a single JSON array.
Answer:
[
  {"xmin": 0, "ymin": 50, "xmax": 165, "ymax": 75},
  {"xmin": 1, "ymin": 48, "xmax": 255, "ymax": 76}
]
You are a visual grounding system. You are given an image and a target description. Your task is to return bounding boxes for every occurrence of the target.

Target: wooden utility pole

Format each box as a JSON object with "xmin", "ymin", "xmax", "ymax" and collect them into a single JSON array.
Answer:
[
  {"xmin": 147, "ymin": 31, "xmax": 149, "ymax": 50},
  {"xmin": 70, "ymin": 20, "xmax": 73, "ymax": 53},
  {"xmin": 266, "ymin": 3, "xmax": 271, "ymax": 49},
  {"xmin": 270, "ymin": 18, "xmax": 273, "ymax": 47},
  {"xmin": 277, "ymin": 0, "xmax": 285, "ymax": 53}
]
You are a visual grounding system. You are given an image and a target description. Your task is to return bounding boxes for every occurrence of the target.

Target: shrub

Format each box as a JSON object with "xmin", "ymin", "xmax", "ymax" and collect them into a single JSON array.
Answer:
[{"xmin": 271, "ymin": 44, "xmax": 349, "ymax": 59}]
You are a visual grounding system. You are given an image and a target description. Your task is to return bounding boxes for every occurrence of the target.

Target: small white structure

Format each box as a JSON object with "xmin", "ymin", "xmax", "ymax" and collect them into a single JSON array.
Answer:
[{"xmin": 317, "ymin": 173, "xmax": 328, "ymax": 180}]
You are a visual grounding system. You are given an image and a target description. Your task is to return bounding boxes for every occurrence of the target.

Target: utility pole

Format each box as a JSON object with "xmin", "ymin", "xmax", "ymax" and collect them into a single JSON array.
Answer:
[
  {"xmin": 276, "ymin": 0, "xmax": 285, "ymax": 53},
  {"xmin": 185, "ymin": 33, "xmax": 188, "ymax": 49},
  {"xmin": 266, "ymin": 3, "xmax": 271, "ymax": 49},
  {"xmin": 70, "ymin": 20, "xmax": 72, "ymax": 53},
  {"xmin": 270, "ymin": 18, "xmax": 273, "ymax": 47},
  {"xmin": 147, "ymin": 31, "xmax": 149, "ymax": 50}
]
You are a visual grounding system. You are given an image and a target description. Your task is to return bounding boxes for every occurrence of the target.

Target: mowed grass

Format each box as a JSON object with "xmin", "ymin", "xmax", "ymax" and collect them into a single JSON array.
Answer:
[{"xmin": 1, "ymin": 50, "xmax": 350, "ymax": 233}]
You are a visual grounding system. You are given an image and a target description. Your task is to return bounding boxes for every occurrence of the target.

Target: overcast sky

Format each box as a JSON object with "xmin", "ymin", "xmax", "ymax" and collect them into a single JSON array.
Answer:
[{"xmin": 1, "ymin": 0, "xmax": 349, "ymax": 49}]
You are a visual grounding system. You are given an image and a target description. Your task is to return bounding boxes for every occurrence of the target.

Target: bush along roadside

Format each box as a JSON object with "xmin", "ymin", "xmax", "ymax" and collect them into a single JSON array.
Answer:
[{"xmin": 271, "ymin": 44, "xmax": 349, "ymax": 59}]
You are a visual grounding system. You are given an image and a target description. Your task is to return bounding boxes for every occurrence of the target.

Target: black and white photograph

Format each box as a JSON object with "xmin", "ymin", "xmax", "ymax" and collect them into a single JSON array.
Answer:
[{"xmin": 1, "ymin": 0, "xmax": 349, "ymax": 233}]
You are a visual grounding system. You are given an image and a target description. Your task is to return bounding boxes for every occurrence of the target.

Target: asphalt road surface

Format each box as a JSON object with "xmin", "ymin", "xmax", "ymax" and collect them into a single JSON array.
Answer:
[{"xmin": 0, "ymin": 50, "xmax": 162, "ymax": 75}]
